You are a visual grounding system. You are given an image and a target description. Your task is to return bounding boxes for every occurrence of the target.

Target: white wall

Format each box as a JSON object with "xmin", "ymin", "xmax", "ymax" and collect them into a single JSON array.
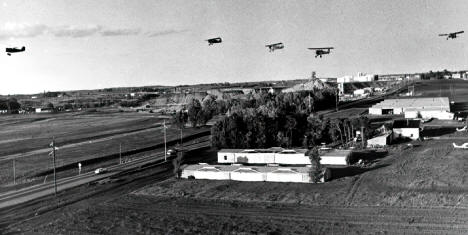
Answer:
[
  {"xmin": 404, "ymin": 111, "xmax": 419, "ymax": 119},
  {"xmin": 193, "ymin": 170, "xmax": 230, "ymax": 180},
  {"xmin": 367, "ymin": 135, "xmax": 389, "ymax": 147},
  {"xmin": 217, "ymin": 152, "xmax": 236, "ymax": 163},
  {"xmin": 233, "ymin": 152, "xmax": 275, "ymax": 164},
  {"xmin": 393, "ymin": 108, "xmax": 403, "ymax": 115},
  {"xmin": 320, "ymin": 156, "xmax": 347, "ymax": 165},
  {"xmin": 230, "ymin": 171, "xmax": 266, "ymax": 181},
  {"xmin": 369, "ymin": 108, "xmax": 382, "ymax": 115},
  {"xmin": 420, "ymin": 110, "xmax": 454, "ymax": 120},
  {"xmin": 266, "ymin": 171, "xmax": 309, "ymax": 183},
  {"xmin": 274, "ymin": 154, "xmax": 311, "ymax": 165},
  {"xmin": 393, "ymin": 128, "xmax": 419, "ymax": 140}
]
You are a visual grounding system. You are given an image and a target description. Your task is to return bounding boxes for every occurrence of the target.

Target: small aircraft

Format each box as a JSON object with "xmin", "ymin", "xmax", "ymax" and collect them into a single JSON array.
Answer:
[
  {"xmin": 456, "ymin": 126, "xmax": 467, "ymax": 132},
  {"xmin": 5, "ymin": 46, "xmax": 25, "ymax": 56},
  {"xmin": 206, "ymin": 37, "xmax": 222, "ymax": 46},
  {"xmin": 308, "ymin": 47, "xmax": 334, "ymax": 58},
  {"xmin": 438, "ymin": 31, "xmax": 464, "ymax": 40},
  {"xmin": 266, "ymin": 43, "xmax": 284, "ymax": 52},
  {"xmin": 453, "ymin": 142, "xmax": 468, "ymax": 149}
]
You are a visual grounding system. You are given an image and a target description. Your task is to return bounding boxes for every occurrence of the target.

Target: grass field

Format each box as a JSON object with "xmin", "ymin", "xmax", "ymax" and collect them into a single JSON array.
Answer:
[
  {"xmin": 7, "ymin": 133, "xmax": 468, "ymax": 234},
  {"xmin": 0, "ymin": 111, "xmax": 210, "ymax": 190}
]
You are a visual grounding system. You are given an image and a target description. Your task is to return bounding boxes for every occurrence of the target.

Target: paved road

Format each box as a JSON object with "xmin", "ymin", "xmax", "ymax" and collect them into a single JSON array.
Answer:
[{"xmin": 0, "ymin": 140, "xmax": 210, "ymax": 209}]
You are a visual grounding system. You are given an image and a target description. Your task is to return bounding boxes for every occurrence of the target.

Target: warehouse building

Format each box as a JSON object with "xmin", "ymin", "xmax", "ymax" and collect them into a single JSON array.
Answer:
[
  {"xmin": 392, "ymin": 119, "xmax": 421, "ymax": 140},
  {"xmin": 181, "ymin": 164, "xmax": 313, "ymax": 183},
  {"xmin": 217, "ymin": 148, "xmax": 309, "ymax": 165},
  {"xmin": 369, "ymin": 97, "xmax": 453, "ymax": 120}
]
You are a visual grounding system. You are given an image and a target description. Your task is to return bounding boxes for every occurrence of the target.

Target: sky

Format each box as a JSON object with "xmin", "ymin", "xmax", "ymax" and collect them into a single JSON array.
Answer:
[{"xmin": 1, "ymin": 0, "xmax": 468, "ymax": 95}]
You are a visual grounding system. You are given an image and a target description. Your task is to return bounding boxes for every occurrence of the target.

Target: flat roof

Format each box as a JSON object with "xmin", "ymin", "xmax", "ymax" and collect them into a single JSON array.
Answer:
[
  {"xmin": 218, "ymin": 148, "xmax": 308, "ymax": 154},
  {"xmin": 319, "ymin": 149, "xmax": 352, "ymax": 157},
  {"xmin": 182, "ymin": 164, "xmax": 311, "ymax": 174},
  {"xmin": 370, "ymin": 97, "xmax": 450, "ymax": 110}
]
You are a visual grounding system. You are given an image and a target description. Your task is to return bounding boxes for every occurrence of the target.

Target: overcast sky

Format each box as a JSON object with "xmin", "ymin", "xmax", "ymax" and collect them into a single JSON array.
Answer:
[{"xmin": 1, "ymin": 0, "xmax": 468, "ymax": 95}]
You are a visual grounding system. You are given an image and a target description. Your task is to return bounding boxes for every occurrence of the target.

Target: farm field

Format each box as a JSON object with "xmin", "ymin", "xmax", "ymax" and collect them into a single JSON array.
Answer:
[{"xmin": 0, "ymin": 111, "xmax": 210, "ymax": 191}]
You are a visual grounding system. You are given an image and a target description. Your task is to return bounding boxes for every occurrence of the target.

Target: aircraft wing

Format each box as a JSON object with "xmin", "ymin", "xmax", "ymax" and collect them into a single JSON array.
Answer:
[
  {"xmin": 455, "ymin": 31, "xmax": 465, "ymax": 34},
  {"xmin": 438, "ymin": 34, "xmax": 448, "ymax": 36}
]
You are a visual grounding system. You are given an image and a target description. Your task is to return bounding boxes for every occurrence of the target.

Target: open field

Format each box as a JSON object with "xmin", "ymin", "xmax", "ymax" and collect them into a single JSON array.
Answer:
[
  {"xmin": 5, "ymin": 133, "xmax": 468, "ymax": 234},
  {"xmin": 0, "ymin": 111, "xmax": 210, "ymax": 191}
]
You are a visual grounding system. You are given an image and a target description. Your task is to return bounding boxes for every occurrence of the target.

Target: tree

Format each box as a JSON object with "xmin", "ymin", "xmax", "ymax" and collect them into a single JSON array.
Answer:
[
  {"xmin": 187, "ymin": 98, "xmax": 202, "ymax": 127},
  {"xmin": 172, "ymin": 150, "xmax": 184, "ymax": 178},
  {"xmin": 284, "ymin": 116, "xmax": 297, "ymax": 148},
  {"xmin": 306, "ymin": 114, "xmax": 325, "ymax": 146},
  {"xmin": 330, "ymin": 118, "xmax": 344, "ymax": 145},
  {"xmin": 307, "ymin": 147, "xmax": 322, "ymax": 183}
]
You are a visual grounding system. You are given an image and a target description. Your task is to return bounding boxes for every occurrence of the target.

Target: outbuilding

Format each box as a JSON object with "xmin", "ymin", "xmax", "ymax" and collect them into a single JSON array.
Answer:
[
  {"xmin": 369, "ymin": 97, "xmax": 453, "ymax": 120},
  {"xmin": 392, "ymin": 119, "xmax": 420, "ymax": 140},
  {"xmin": 319, "ymin": 149, "xmax": 354, "ymax": 166},
  {"xmin": 367, "ymin": 132, "xmax": 393, "ymax": 147}
]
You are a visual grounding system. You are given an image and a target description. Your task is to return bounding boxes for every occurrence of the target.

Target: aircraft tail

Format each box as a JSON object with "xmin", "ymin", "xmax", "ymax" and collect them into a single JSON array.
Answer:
[
  {"xmin": 21, "ymin": 46, "xmax": 25, "ymax": 51},
  {"xmin": 453, "ymin": 143, "xmax": 461, "ymax": 148}
]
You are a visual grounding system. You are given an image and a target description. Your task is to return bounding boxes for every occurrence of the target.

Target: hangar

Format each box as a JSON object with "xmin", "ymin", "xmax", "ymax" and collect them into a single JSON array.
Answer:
[
  {"xmin": 181, "ymin": 164, "xmax": 313, "ymax": 183},
  {"xmin": 369, "ymin": 97, "xmax": 453, "ymax": 120}
]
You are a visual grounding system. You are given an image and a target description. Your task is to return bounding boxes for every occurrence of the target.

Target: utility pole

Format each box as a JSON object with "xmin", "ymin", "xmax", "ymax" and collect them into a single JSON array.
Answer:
[
  {"xmin": 50, "ymin": 137, "xmax": 58, "ymax": 196},
  {"xmin": 336, "ymin": 88, "xmax": 339, "ymax": 112},
  {"xmin": 164, "ymin": 120, "xmax": 167, "ymax": 161},
  {"xmin": 13, "ymin": 158, "xmax": 16, "ymax": 185},
  {"xmin": 119, "ymin": 143, "xmax": 122, "ymax": 164}
]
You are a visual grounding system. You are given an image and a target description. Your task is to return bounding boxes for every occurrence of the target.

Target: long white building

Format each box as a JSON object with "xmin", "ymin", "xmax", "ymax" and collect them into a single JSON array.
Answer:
[
  {"xmin": 369, "ymin": 97, "xmax": 453, "ymax": 120},
  {"xmin": 181, "ymin": 164, "xmax": 313, "ymax": 183},
  {"xmin": 217, "ymin": 148, "xmax": 310, "ymax": 165}
]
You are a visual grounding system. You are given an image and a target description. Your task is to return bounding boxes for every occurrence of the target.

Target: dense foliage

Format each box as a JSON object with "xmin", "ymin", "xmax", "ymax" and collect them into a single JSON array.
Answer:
[{"xmin": 209, "ymin": 90, "xmax": 374, "ymax": 149}]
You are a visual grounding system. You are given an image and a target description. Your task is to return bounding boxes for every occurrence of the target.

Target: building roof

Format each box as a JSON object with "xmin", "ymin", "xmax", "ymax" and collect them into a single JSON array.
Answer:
[
  {"xmin": 370, "ymin": 97, "xmax": 450, "ymax": 111},
  {"xmin": 218, "ymin": 148, "xmax": 308, "ymax": 154},
  {"xmin": 392, "ymin": 119, "xmax": 421, "ymax": 129},
  {"xmin": 182, "ymin": 164, "xmax": 311, "ymax": 174}
]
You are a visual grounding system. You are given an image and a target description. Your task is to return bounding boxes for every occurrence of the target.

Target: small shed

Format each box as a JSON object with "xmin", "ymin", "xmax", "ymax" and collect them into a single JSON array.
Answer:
[
  {"xmin": 367, "ymin": 132, "xmax": 393, "ymax": 147},
  {"xmin": 392, "ymin": 119, "xmax": 420, "ymax": 140},
  {"xmin": 319, "ymin": 149, "xmax": 354, "ymax": 166}
]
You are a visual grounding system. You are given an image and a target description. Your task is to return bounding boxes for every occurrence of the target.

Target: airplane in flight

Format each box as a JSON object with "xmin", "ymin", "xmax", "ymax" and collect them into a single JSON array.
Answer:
[
  {"xmin": 5, "ymin": 46, "xmax": 25, "ymax": 56},
  {"xmin": 308, "ymin": 47, "xmax": 334, "ymax": 58},
  {"xmin": 266, "ymin": 43, "xmax": 284, "ymax": 52},
  {"xmin": 453, "ymin": 142, "xmax": 468, "ymax": 149},
  {"xmin": 206, "ymin": 37, "xmax": 222, "ymax": 46},
  {"xmin": 439, "ymin": 31, "xmax": 464, "ymax": 40}
]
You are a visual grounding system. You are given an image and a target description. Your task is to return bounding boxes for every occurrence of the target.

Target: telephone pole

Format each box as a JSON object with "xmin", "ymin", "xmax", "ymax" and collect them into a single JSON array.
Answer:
[
  {"xmin": 164, "ymin": 120, "xmax": 167, "ymax": 161},
  {"xmin": 13, "ymin": 158, "xmax": 16, "ymax": 185},
  {"xmin": 50, "ymin": 137, "xmax": 57, "ymax": 196}
]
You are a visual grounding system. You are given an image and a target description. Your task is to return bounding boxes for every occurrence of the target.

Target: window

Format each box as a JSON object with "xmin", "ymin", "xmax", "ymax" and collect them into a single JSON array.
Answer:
[{"xmin": 224, "ymin": 156, "xmax": 227, "ymax": 160}]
